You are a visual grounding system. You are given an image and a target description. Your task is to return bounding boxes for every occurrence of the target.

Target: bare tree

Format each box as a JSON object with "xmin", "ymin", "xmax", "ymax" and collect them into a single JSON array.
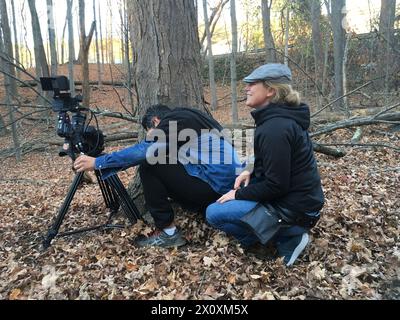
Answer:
[
  {"xmin": 78, "ymin": 0, "xmax": 90, "ymax": 107},
  {"xmin": 126, "ymin": 0, "xmax": 206, "ymax": 209},
  {"xmin": 98, "ymin": 1, "xmax": 105, "ymax": 70},
  {"xmin": 46, "ymin": 0, "xmax": 58, "ymax": 75},
  {"xmin": 10, "ymin": 0, "xmax": 20, "ymax": 78},
  {"xmin": 310, "ymin": 0, "xmax": 323, "ymax": 92},
  {"xmin": 230, "ymin": 0, "xmax": 238, "ymax": 123},
  {"xmin": 200, "ymin": 0, "xmax": 229, "ymax": 56},
  {"xmin": 330, "ymin": 0, "xmax": 346, "ymax": 110},
  {"xmin": 127, "ymin": 0, "xmax": 205, "ymax": 115},
  {"xmin": 67, "ymin": 0, "xmax": 75, "ymax": 95},
  {"xmin": 378, "ymin": 0, "xmax": 396, "ymax": 94},
  {"xmin": 0, "ymin": 0, "xmax": 18, "ymax": 97},
  {"xmin": 283, "ymin": 3, "xmax": 290, "ymax": 66},
  {"xmin": 60, "ymin": 13, "xmax": 68, "ymax": 65},
  {"xmin": 203, "ymin": 0, "xmax": 218, "ymax": 110},
  {"xmin": 261, "ymin": 0, "xmax": 277, "ymax": 62},
  {"xmin": 0, "ymin": 23, "xmax": 20, "ymax": 161},
  {"xmin": 93, "ymin": 0, "xmax": 102, "ymax": 86},
  {"xmin": 27, "ymin": 0, "xmax": 49, "ymax": 80}
]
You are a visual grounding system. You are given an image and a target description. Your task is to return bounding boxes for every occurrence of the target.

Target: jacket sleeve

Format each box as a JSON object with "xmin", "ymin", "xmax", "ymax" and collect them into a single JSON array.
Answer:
[
  {"xmin": 235, "ymin": 121, "xmax": 293, "ymax": 202},
  {"xmin": 95, "ymin": 141, "xmax": 152, "ymax": 171}
]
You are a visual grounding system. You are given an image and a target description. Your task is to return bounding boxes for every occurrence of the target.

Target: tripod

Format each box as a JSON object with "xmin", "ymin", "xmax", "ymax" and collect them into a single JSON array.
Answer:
[{"xmin": 42, "ymin": 169, "xmax": 142, "ymax": 248}]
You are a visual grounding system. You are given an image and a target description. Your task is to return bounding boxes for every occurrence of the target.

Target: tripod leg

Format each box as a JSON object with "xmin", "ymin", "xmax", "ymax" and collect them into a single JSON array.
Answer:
[
  {"xmin": 105, "ymin": 174, "xmax": 141, "ymax": 223},
  {"xmin": 95, "ymin": 170, "xmax": 118, "ymax": 211},
  {"xmin": 43, "ymin": 171, "xmax": 85, "ymax": 248}
]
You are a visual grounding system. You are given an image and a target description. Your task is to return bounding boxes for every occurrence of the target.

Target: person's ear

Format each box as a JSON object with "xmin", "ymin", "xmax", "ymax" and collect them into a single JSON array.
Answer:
[
  {"xmin": 266, "ymin": 87, "xmax": 276, "ymax": 99},
  {"xmin": 152, "ymin": 117, "xmax": 161, "ymax": 127}
]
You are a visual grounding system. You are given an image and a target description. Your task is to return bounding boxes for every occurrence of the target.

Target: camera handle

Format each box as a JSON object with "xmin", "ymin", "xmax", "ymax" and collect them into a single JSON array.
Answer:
[{"xmin": 42, "ymin": 169, "xmax": 142, "ymax": 249}]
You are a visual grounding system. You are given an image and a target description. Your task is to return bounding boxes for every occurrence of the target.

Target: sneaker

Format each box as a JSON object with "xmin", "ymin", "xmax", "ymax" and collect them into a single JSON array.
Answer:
[
  {"xmin": 133, "ymin": 229, "xmax": 187, "ymax": 248},
  {"xmin": 276, "ymin": 233, "xmax": 309, "ymax": 267},
  {"xmin": 243, "ymin": 242, "xmax": 277, "ymax": 260}
]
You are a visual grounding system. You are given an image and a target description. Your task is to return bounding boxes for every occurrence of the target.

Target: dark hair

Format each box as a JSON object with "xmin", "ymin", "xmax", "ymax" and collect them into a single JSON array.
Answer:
[{"xmin": 141, "ymin": 104, "xmax": 172, "ymax": 130}]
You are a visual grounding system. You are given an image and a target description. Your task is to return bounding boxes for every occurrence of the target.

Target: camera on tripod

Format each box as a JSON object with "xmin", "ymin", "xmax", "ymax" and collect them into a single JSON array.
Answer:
[
  {"xmin": 40, "ymin": 76, "xmax": 104, "ymax": 159},
  {"xmin": 39, "ymin": 76, "xmax": 141, "ymax": 248}
]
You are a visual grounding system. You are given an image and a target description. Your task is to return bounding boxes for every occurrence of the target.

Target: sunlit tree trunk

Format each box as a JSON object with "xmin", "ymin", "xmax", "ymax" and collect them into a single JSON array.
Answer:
[
  {"xmin": 79, "ymin": 0, "xmax": 90, "ymax": 107},
  {"xmin": 67, "ymin": 0, "xmax": 75, "ymax": 95},
  {"xmin": 203, "ymin": 0, "xmax": 218, "ymax": 111},
  {"xmin": 10, "ymin": 0, "xmax": 20, "ymax": 78},
  {"xmin": 230, "ymin": 0, "xmax": 238, "ymax": 123},
  {"xmin": 0, "ymin": 0, "xmax": 18, "ymax": 97},
  {"xmin": 261, "ymin": 0, "xmax": 276, "ymax": 62},
  {"xmin": 46, "ymin": 0, "xmax": 58, "ymax": 76}
]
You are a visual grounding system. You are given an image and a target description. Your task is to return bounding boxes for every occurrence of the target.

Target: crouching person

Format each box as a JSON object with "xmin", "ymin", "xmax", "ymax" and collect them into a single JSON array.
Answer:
[
  {"xmin": 206, "ymin": 64, "xmax": 324, "ymax": 266},
  {"xmin": 74, "ymin": 104, "xmax": 241, "ymax": 248}
]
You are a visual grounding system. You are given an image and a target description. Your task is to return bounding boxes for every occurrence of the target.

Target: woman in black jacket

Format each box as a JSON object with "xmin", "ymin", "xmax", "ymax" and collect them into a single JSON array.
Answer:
[{"xmin": 206, "ymin": 63, "xmax": 324, "ymax": 266}]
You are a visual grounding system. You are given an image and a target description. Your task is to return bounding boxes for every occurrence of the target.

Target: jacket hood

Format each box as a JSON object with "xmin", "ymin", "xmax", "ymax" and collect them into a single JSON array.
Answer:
[{"xmin": 251, "ymin": 103, "xmax": 310, "ymax": 130}]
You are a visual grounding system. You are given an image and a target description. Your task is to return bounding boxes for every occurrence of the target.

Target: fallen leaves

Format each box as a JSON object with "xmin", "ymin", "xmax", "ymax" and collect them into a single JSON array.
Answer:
[{"xmin": 0, "ymin": 111, "xmax": 399, "ymax": 300}]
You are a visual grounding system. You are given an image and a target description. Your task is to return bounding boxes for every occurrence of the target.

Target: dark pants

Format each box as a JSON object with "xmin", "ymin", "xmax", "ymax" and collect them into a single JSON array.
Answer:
[{"xmin": 139, "ymin": 163, "xmax": 220, "ymax": 229}]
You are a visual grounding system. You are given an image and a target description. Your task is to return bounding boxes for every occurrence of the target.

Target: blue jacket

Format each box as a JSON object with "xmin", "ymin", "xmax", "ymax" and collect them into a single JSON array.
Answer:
[{"xmin": 95, "ymin": 132, "xmax": 242, "ymax": 195}]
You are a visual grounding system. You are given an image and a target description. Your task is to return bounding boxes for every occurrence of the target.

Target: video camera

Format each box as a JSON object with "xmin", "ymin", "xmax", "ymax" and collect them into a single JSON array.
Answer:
[{"xmin": 40, "ymin": 76, "xmax": 104, "ymax": 159}]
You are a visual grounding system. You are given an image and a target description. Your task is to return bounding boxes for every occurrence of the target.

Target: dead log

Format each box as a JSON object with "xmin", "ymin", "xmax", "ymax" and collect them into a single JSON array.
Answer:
[{"xmin": 311, "ymin": 112, "xmax": 400, "ymax": 137}]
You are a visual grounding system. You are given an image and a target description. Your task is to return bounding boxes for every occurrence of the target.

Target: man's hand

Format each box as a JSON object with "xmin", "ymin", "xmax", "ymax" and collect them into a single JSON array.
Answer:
[
  {"xmin": 74, "ymin": 155, "xmax": 96, "ymax": 172},
  {"xmin": 217, "ymin": 189, "xmax": 237, "ymax": 204},
  {"xmin": 234, "ymin": 170, "xmax": 251, "ymax": 189}
]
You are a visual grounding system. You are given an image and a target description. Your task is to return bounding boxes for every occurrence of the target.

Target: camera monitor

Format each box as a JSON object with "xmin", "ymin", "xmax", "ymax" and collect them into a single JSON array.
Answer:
[{"xmin": 40, "ymin": 76, "xmax": 70, "ymax": 93}]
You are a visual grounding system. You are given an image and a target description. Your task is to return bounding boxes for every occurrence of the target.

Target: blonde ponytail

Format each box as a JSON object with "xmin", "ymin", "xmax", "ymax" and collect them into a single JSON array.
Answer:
[{"xmin": 264, "ymin": 81, "xmax": 301, "ymax": 106}]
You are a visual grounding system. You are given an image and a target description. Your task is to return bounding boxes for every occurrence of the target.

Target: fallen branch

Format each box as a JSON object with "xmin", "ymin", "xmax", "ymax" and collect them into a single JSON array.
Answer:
[
  {"xmin": 310, "ymin": 112, "xmax": 400, "ymax": 137},
  {"xmin": 312, "ymin": 142, "xmax": 346, "ymax": 158},
  {"xmin": 318, "ymin": 142, "xmax": 400, "ymax": 152}
]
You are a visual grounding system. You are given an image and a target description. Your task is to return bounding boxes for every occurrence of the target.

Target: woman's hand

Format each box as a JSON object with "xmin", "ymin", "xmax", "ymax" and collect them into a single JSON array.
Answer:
[
  {"xmin": 74, "ymin": 155, "xmax": 96, "ymax": 172},
  {"xmin": 217, "ymin": 189, "xmax": 237, "ymax": 204},
  {"xmin": 234, "ymin": 170, "xmax": 251, "ymax": 190}
]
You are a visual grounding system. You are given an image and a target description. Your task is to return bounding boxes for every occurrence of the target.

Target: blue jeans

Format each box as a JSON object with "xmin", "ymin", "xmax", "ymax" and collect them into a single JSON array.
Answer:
[{"xmin": 206, "ymin": 200, "xmax": 309, "ymax": 246}]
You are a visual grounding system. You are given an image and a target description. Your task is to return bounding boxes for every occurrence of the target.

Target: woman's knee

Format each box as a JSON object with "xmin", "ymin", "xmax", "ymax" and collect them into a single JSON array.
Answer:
[{"xmin": 205, "ymin": 202, "xmax": 223, "ymax": 225}]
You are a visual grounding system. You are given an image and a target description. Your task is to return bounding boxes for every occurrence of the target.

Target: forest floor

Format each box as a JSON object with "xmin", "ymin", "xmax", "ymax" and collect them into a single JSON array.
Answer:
[{"xmin": 0, "ymin": 65, "xmax": 399, "ymax": 300}]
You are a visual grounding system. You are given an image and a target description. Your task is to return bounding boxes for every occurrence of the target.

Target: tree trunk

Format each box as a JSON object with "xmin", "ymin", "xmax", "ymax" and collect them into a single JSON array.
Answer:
[
  {"xmin": 203, "ymin": 0, "xmax": 218, "ymax": 111},
  {"xmin": 46, "ymin": 0, "xmax": 58, "ymax": 76},
  {"xmin": 230, "ymin": 0, "xmax": 238, "ymax": 123},
  {"xmin": 0, "ymin": 29, "xmax": 20, "ymax": 161},
  {"xmin": 200, "ymin": 0, "xmax": 229, "ymax": 56},
  {"xmin": 10, "ymin": 0, "xmax": 20, "ymax": 78},
  {"xmin": 330, "ymin": 0, "xmax": 346, "ymax": 110},
  {"xmin": 127, "ymin": 0, "xmax": 205, "ymax": 114},
  {"xmin": 0, "ymin": 0, "xmax": 18, "ymax": 97},
  {"xmin": 126, "ymin": 0, "xmax": 206, "ymax": 211},
  {"xmin": 310, "ymin": 0, "xmax": 323, "ymax": 94},
  {"xmin": 261, "ymin": 0, "xmax": 277, "ymax": 62},
  {"xmin": 283, "ymin": 5, "xmax": 290, "ymax": 66},
  {"xmin": 27, "ymin": 0, "xmax": 49, "ymax": 79},
  {"xmin": 377, "ymin": 0, "xmax": 396, "ymax": 93},
  {"xmin": 123, "ymin": 0, "xmax": 134, "ymax": 113},
  {"xmin": 98, "ymin": 1, "xmax": 105, "ymax": 73},
  {"xmin": 67, "ymin": 0, "xmax": 75, "ymax": 95},
  {"xmin": 79, "ymin": 0, "xmax": 90, "ymax": 108},
  {"xmin": 93, "ymin": 0, "xmax": 102, "ymax": 86},
  {"xmin": 60, "ymin": 13, "xmax": 68, "ymax": 65}
]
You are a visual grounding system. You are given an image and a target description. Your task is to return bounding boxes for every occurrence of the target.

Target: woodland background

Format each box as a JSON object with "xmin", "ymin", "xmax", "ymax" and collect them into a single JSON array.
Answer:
[{"xmin": 0, "ymin": 0, "xmax": 399, "ymax": 300}]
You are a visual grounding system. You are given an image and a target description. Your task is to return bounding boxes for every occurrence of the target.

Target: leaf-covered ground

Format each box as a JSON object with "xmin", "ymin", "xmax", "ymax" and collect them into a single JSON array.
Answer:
[
  {"xmin": 0, "ymin": 66, "xmax": 399, "ymax": 299},
  {"xmin": 1, "ymin": 119, "xmax": 398, "ymax": 300}
]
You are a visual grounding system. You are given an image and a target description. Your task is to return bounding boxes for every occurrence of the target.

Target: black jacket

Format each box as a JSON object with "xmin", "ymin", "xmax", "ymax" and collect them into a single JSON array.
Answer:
[{"xmin": 235, "ymin": 103, "xmax": 324, "ymax": 213}]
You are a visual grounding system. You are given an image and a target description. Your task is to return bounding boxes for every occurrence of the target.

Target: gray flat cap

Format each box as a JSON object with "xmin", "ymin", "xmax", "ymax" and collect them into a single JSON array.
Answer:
[{"xmin": 243, "ymin": 63, "xmax": 292, "ymax": 84}]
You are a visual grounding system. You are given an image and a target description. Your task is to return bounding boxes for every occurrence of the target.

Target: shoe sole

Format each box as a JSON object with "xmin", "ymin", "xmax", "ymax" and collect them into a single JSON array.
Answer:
[
  {"xmin": 161, "ymin": 238, "xmax": 187, "ymax": 248},
  {"xmin": 286, "ymin": 233, "xmax": 309, "ymax": 266}
]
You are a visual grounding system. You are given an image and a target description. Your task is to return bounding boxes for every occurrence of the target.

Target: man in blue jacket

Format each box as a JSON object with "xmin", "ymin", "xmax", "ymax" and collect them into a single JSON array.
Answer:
[{"xmin": 74, "ymin": 104, "xmax": 241, "ymax": 248}]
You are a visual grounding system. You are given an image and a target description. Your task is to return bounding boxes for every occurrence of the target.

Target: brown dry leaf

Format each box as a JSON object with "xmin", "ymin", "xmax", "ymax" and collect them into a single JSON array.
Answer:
[{"xmin": 9, "ymin": 288, "xmax": 21, "ymax": 300}]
